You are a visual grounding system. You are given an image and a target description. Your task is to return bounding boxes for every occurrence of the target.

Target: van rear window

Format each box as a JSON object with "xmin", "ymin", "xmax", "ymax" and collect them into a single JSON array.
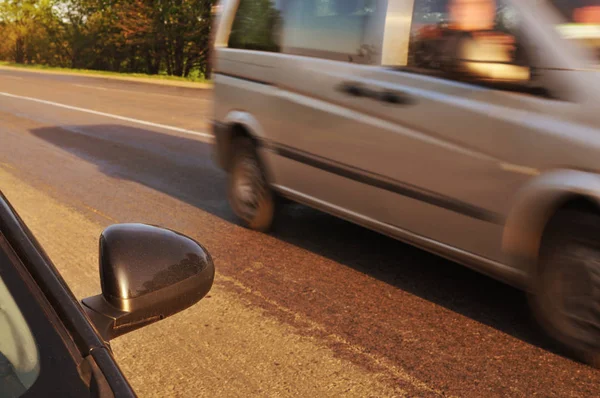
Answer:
[
  {"xmin": 228, "ymin": 0, "xmax": 380, "ymax": 63},
  {"xmin": 228, "ymin": 0, "xmax": 284, "ymax": 52}
]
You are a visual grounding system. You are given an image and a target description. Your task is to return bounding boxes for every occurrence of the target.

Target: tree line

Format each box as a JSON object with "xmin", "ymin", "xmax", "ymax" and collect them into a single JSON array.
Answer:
[{"xmin": 0, "ymin": 0, "xmax": 215, "ymax": 79}]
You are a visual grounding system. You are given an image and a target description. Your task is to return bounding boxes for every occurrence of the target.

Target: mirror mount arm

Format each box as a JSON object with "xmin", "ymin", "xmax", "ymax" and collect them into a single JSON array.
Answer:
[
  {"xmin": 82, "ymin": 295, "xmax": 151, "ymax": 341},
  {"xmin": 82, "ymin": 267, "xmax": 213, "ymax": 341}
]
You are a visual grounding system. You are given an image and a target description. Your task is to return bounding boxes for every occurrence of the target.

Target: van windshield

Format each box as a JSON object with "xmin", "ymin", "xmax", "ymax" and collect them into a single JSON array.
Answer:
[{"xmin": 549, "ymin": 0, "xmax": 600, "ymax": 65}]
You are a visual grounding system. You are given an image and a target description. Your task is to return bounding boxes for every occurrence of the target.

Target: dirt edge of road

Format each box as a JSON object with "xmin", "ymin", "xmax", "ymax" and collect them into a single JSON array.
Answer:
[{"xmin": 0, "ymin": 65, "xmax": 213, "ymax": 90}]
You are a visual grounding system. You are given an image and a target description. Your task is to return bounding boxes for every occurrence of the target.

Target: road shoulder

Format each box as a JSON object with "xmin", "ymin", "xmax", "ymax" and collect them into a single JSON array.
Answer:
[
  {"xmin": 0, "ymin": 164, "xmax": 408, "ymax": 398},
  {"xmin": 0, "ymin": 65, "xmax": 212, "ymax": 90}
]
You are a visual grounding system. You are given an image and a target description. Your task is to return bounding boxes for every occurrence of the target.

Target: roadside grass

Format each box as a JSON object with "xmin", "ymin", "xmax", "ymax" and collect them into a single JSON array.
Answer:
[{"xmin": 0, "ymin": 61, "xmax": 211, "ymax": 85}]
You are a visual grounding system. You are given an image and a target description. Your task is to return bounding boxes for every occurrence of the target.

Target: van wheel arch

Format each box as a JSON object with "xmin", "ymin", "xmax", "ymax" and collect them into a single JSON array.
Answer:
[
  {"xmin": 503, "ymin": 172, "xmax": 600, "ymax": 287},
  {"xmin": 223, "ymin": 123, "xmax": 257, "ymax": 172},
  {"xmin": 533, "ymin": 195, "xmax": 600, "ymax": 277}
]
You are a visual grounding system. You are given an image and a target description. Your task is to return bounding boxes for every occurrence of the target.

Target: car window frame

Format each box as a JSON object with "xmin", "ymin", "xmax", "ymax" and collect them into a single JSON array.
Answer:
[
  {"xmin": 0, "ymin": 232, "xmax": 91, "ymax": 397},
  {"xmin": 379, "ymin": 0, "xmax": 566, "ymax": 100},
  {"xmin": 0, "ymin": 192, "xmax": 135, "ymax": 397}
]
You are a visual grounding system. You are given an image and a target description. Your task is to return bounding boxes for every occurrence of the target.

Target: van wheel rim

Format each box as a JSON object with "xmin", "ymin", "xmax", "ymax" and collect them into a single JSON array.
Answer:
[
  {"xmin": 543, "ymin": 243, "xmax": 600, "ymax": 350},
  {"xmin": 232, "ymin": 155, "xmax": 265, "ymax": 220}
]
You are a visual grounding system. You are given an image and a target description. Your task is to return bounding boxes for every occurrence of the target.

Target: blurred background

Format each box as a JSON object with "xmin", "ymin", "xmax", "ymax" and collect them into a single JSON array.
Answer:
[{"xmin": 0, "ymin": 0, "xmax": 215, "ymax": 81}]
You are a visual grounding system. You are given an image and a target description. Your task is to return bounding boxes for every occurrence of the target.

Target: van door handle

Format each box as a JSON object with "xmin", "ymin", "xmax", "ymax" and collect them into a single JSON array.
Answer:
[
  {"xmin": 380, "ymin": 90, "xmax": 414, "ymax": 105},
  {"xmin": 339, "ymin": 82, "xmax": 365, "ymax": 97},
  {"xmin": 338, "ymin": 82, "xmax": 414, "ymax": 105}
]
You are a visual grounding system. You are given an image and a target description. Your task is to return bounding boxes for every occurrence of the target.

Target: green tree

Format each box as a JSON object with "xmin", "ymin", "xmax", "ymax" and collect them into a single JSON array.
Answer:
[
  {"xmin": 0, "ymin": 0, "xmax": 58, "ymax": 64},
  {"xmin": 0, "ymin": 0, "xmax": 216, "ymax": 78}
]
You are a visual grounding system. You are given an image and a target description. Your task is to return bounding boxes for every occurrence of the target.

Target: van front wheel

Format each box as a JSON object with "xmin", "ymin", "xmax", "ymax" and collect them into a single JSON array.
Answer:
[
  {"xmin": 530, "ymin": 210, "xmax": 600, "ymax": 368},
  {"xmin": 228, "ymin": 137, "xmax": 275, "ymax": 232}
]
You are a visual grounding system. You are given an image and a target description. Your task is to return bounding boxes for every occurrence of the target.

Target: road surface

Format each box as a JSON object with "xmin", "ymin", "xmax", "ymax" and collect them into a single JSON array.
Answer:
[{"xmin": 0, "ymin": 67, "xmax": 597, "ymax": 397}]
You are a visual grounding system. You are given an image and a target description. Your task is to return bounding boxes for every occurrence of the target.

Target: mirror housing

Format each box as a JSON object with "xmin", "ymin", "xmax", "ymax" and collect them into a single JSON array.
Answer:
[{"xmin": 82, "ymin": 224, "xmax": 214, "ymax": 341}]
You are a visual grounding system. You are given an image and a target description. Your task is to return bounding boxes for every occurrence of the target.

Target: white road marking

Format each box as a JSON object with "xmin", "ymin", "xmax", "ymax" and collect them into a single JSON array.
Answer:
[
  {"xmin": 73, "ymin": 83, "xmax": 109, "ymax": 91},
  {"xmin": 1, "ymin": 75, "xmax": 24, "ymax": 80},
  {"xmin": 0, "ymin": 91, "xmax": 214, "ymax": 142}
]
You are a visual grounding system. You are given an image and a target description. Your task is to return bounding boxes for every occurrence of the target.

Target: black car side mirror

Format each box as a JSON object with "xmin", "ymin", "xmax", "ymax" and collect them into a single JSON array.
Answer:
[{"xmin": 81, "ymin": 224, "xmax": 214, "ymax": 341}]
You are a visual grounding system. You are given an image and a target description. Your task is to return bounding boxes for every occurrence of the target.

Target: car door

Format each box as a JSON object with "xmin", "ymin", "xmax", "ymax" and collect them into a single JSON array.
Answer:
[
  {"xmin": 266, "ymin": 0, "xmax": 399, "ymax": 224},
  {"xmin": 323, "ymin": 0, "xmax": 579, "ymax": 263},
  {"xmin": 269, "ymin": 0, "xmax": 532, "ymax": 260}
]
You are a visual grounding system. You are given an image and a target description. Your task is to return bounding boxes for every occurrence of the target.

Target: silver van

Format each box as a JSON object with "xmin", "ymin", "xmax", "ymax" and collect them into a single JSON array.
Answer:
[{"xmin": 211, "ymin": 0, "xmax": 600, "ymax": 365}]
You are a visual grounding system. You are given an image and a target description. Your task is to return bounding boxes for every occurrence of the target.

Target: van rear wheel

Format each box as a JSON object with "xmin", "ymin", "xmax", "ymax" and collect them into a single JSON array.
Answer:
[
  {"xmin": 228, "ymin": 137, "xmax": 275, "ymax": 232},
  {"xmin": 530, "ymin": 210, "xmax": 600, "ymax": 368}
]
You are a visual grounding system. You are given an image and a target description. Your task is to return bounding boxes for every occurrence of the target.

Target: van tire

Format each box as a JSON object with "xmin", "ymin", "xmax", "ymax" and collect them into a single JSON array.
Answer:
[
  {"xmin": 228, "ymin": 137, "xmax": 275, "ymax": 232},
  {"xmin": 530, "ymin": 210, "xmax": 600, "ymax": 368}
]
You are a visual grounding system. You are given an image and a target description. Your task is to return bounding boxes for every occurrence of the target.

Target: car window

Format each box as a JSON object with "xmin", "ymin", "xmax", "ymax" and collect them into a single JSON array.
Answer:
[
  {"xmin": 0, "ymin": 236, "xmax": 90, "ymax": 398},
  {"xmin": 0, "ymin": 276, "xmax": 40, "ymax": 398},
  {"xmin": 549, "ymin": 0, "xmax": 600, "ymax": 66},
  {"xmin": 407, "ymin": 0, "xmax": 531, "ymax": 86},
  {"xmin": 228, "ymin": 0, "xmax": 380, "ymax": 63},
  {"xmin": 281, "ymin": 0, "xmax": 379, "ymax": 62},
  {"xmin": 228, "ymin": 0, "xmax": 285, "ymax": 52}
]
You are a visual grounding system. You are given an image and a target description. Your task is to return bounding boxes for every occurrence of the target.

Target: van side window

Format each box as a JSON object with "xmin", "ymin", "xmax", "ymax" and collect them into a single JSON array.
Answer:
[
  {"xmin": 281, "ymin": 0, "xmax": 380, "ymax": 63},
  {"xmin": 228, "ymin": 0, "xmax": 285, "ymax": 52},
  {"xmin": 407, "ymin": 0, "xmax": 531, "ymax": 87},
  {"xmin": 227, "ymin": 0, "xmax": 381, "ymax": 64}
]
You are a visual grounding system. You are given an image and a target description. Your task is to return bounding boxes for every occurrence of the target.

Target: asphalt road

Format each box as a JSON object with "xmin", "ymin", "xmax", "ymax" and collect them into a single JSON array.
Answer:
[{"xmin": 0, "ymin": 67, "xmax": 598, "ymax": 397}]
